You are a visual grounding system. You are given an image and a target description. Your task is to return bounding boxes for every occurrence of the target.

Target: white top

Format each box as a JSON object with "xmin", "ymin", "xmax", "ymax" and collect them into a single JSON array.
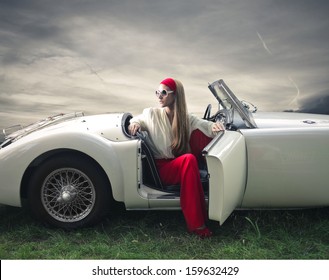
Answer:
[{"xmin": 130, "ymin": 107, "xmax": 215, "ymax": 159}]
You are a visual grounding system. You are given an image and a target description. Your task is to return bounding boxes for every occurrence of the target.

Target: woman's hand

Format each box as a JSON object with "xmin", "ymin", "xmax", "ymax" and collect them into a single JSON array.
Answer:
[
  {"xmin": 211, "ymin": 122, "xmax": 225, "ymax": 134},
  {"xmin": 128, "ymin": 123, "xmax": 141, "ymax": 136}
]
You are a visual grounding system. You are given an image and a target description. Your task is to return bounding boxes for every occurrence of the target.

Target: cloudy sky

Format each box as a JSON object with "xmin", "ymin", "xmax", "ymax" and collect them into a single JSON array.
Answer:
[{"xmin": 1, "ymin": 0, "xmax": 329, "ymax": 130}]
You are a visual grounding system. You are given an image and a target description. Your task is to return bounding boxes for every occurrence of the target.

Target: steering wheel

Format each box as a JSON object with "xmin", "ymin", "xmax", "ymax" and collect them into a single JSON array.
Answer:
[
  {"xmin": 215, "ymin": 110, "xmax": 238, "ymax": 131},
  {"xmin": 203, "ymin": 104, "xmax": 212, "ymax": 120},
  {"xmin": 211, "ymin": 111, "xmax": 226, "ymax": 128},
  {"xmin": 204, "ymin": 105, "xmax": 237, "ymax": 130}
]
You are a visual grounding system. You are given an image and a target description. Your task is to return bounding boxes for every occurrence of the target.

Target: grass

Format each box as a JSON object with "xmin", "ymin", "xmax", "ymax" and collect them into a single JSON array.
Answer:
[{"xmin": 0, "ymin": 204, "xmax": 329, "ymax": 259}]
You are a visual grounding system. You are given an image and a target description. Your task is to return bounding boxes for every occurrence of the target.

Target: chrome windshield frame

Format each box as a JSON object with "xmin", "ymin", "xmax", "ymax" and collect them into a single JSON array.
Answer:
[{"xmin": 208, "ymin": 79, "xmax": 257, "ymax": 128}]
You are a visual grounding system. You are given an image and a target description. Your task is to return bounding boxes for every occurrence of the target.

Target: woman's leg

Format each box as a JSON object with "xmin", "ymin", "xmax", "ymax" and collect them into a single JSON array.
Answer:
[
  {"xmin": 189, "ymin": 129, "xmax": 213, "ymax": 160},
  {"xmin": 156, "ymin": 154, "xmax": 207, "ymax": 231}
]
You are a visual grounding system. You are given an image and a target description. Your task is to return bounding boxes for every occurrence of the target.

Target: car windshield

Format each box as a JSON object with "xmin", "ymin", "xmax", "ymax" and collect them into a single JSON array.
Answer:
[{"xmin": 208, "ymin": 79, "xmax": 257, "ymax": 128}]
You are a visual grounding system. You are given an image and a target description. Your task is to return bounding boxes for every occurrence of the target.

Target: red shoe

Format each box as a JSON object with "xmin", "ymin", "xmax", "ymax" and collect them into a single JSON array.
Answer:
[{"xmin": 192, "ymin": 227, "xmax": 213, "ymax": 238}]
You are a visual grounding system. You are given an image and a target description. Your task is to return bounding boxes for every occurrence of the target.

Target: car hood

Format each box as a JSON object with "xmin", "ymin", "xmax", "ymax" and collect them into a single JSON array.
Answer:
[
  {"xmin": 2, "ymin": 113, "xmax": 85, "ymax": 141},
  {"xmin": 1, "ymin": 112, "xmax": 130, "ymax": 149},
  {"xmin": 253, "ymin": 111, "xmax": 329, "ymax": 129}
]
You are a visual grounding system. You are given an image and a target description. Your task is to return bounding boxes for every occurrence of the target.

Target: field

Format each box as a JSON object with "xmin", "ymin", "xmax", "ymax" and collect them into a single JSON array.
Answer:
[{"xmin": 1, "ymin": 203, "xmax": 329, "ymax": 260}]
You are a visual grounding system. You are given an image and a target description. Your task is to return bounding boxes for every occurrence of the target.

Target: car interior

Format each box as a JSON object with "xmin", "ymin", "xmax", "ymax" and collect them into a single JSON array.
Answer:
[{"xmin": 122, "ymin": 114, "xmax": 209, "ymax": 196}]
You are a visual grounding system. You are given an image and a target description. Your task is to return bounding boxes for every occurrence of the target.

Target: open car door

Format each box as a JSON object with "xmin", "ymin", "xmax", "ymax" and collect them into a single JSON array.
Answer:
[{"xmin": 203, "ymin": 131, "xmax": 247, "ymax": 225}]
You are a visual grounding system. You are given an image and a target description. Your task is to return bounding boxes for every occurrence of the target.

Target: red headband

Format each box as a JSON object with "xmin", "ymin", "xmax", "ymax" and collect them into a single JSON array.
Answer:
[{"xmin": 160, "ymin": 78, "xmax": 176, "ymax": 92}]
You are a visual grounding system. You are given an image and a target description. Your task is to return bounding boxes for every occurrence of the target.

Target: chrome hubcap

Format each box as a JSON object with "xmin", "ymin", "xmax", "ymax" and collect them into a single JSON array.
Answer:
[
  {"xmin": 41, "ymin": 168, "xmax": 96, "ymax": 222},
  {"xmin": 57, "ymin": 185, "xmax": 77, "ymax": 203}
]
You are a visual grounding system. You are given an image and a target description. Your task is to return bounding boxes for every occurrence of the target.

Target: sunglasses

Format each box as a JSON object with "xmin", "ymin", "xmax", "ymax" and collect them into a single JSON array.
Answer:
[{"xmin": 155, "ymin": 89, "xmax": 174, "ymax": 97}]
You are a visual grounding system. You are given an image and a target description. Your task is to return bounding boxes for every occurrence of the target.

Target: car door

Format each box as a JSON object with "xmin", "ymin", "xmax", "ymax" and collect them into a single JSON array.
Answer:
[{"xmin": 203, "ymin": 131, "xmax": 247, "ymax": 225}]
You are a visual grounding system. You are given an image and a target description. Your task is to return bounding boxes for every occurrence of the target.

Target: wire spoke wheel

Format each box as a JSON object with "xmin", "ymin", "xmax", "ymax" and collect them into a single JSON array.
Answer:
[
  {"xmin": 28, "ymin": 154, "xmax": 111, "ymax": 229},
  {"xmin": 42, "ymin": 168, "xmax": 96, "ymax": 222}
]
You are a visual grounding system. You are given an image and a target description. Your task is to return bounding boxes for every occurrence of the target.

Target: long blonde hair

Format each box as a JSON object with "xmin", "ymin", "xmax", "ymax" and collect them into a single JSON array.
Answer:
[{"xmin": 171, "ymin": 79, "xmax": 190, "ymax": 157}]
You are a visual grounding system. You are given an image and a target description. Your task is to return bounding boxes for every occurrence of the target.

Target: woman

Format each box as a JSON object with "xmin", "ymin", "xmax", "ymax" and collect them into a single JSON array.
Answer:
[{"xmin": 128, "ymin": 78, "xmax": 224, "ymax": 238}]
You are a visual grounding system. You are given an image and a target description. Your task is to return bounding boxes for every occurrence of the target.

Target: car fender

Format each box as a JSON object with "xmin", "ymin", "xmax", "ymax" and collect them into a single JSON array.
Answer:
[
  {"xmin": 0, "ymin": 130, "xmax": 138, "ymax": 207},
  {"xmin": 241, "ymin": 127, "xmax": 329, "ymax": 208}
]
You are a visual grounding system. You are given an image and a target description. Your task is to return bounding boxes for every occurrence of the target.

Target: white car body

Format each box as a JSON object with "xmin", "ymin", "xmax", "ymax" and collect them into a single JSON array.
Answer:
[{"xmin": 1, "ymin": 79, "xmax": 329, "ymax": 228}]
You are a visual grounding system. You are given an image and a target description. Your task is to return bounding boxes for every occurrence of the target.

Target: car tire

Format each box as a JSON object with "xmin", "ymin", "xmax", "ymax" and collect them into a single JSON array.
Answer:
[{"xmin": 28, "ymin": 154, "xmax": 111, "ymax": 229}]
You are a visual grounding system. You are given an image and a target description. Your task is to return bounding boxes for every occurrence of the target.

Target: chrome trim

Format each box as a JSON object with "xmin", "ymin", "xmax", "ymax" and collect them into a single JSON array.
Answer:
[{"xmin": 202, "ymin": 131, "xmax": 225, "ymax": 155}]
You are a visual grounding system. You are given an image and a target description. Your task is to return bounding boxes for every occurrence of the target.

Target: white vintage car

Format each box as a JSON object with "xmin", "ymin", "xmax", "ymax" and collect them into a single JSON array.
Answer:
[{"xmin": 1, "ymin": 79, "xmax": 329, "ymax": 229}]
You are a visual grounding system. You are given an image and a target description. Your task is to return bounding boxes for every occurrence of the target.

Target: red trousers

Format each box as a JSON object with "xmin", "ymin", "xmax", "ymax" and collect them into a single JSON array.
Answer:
[{"xmin": 155, "ymin": 130, "xmax": 212, "ymax": 231}]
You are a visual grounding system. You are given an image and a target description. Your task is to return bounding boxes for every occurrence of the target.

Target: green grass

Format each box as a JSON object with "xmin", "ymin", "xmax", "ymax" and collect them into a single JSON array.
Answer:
[{"xmin": 0, "ymin": 204, "xmax": 328, "ymax": 259}]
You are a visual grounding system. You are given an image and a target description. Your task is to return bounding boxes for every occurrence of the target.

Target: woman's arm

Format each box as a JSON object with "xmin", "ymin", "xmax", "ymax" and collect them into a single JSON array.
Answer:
[
  {"xmin": 189, "ymin": 114, "xmax": 225, "ymax": 137},
  {"xmin": 128, "ymin": 108, "xmax": 152, "ymax": 136}
]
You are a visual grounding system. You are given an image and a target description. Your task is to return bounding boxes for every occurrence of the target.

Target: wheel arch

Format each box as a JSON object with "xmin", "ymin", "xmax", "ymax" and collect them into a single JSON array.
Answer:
[{"xmin": 20, "ymin": 148, "xmax": 113, "ymax": 200}]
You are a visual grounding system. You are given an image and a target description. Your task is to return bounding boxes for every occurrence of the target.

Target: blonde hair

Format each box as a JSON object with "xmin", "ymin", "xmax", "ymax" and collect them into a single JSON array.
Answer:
[{"xmin": 171, "ymin": 79, "xmax": 190, "ymax": 157}]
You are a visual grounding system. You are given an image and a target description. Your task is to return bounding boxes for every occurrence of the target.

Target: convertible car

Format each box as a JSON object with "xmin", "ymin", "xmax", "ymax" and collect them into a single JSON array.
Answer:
[{"xmin": 1, "ymin": 79, "xmax": 329, "ymax": 229}]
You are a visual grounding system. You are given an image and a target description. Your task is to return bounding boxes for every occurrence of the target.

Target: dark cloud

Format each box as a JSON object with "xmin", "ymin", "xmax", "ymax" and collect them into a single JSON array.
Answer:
[
  {"xmin": 296, "ymin": 89, "xmax": 329, "ymax": 115},
  {"xmin": 0, "ymin": 0, "xmax": 329, "ymax": 128}
]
